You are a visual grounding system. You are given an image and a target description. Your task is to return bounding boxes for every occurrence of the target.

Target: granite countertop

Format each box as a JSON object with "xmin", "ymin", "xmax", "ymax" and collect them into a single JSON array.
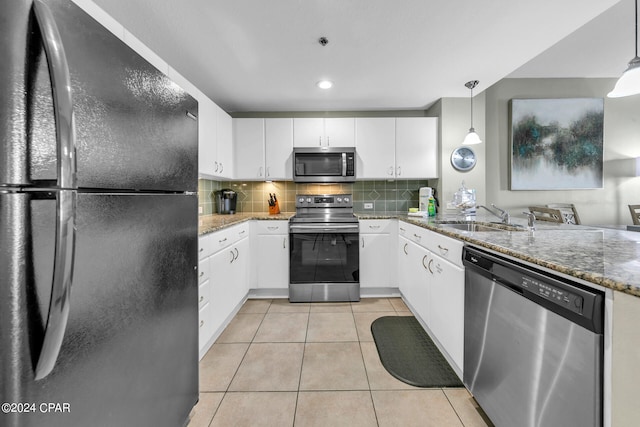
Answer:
[
  {"xmin": 388, "ymin": 213, "xmax": 640, "ymax": 298},
  {"xmin": 200, "ymin": 211, "xmax": 640, "ymax": 297},
  {"xmin": 199, "ymin": 212, "xmax": 295, "ymax": 235}
]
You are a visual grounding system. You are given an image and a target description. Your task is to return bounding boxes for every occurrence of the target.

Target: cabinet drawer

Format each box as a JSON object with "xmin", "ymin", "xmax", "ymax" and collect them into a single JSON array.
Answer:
[
  {"xmin": 360, "ymin": 219, "xmax": 394, "ymax": 234},
  {"xmin": 399, "ymin": 222, "xmax": 428, "ymax": 245},
  {"xmin": 198, "ymin": 258, "xmax": 210, "ymax": 284},
  {"xmin": 198, "ymin": 279, "xmax": 211, "ymax": 309},
  {"xmin": 198, "ymin": 233, "xmax": 215, "ymax": 260},
  {"xmin": 209, "ymin": 222, "xmax": 250, "ymax": 253},
  {"xmin": 198, "ymin": 301, "xmax": 211, "ymax": 346},
  {"xmin": 424, "ymin": 231, "xmax": 463, "ymax": 267},
  {"xmin": 254, "ymin": 220, "xmax": 289, "ymax": 234}
]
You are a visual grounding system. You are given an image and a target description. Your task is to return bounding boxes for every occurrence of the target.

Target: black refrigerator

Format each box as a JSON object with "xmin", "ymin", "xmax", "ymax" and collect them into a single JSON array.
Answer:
[{"xmin": 1, "ymin": 1, "xmax": 199, "ymax": 426}]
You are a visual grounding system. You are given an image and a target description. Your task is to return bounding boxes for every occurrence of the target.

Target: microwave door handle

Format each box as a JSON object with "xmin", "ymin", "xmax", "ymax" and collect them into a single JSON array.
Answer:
[
  {"xmin": 342, "ymin": 152, "xmax": 347, "ymax": 176},
  {"xmin": 33, "ymin": 0, "xmax": 78, "ymax": 380}
]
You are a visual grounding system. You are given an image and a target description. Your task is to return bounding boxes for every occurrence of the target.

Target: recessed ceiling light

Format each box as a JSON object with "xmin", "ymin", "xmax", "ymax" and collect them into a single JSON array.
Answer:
[{"xmin": 316, "ymin": 80, "xmax": 333, "ymax": 89}]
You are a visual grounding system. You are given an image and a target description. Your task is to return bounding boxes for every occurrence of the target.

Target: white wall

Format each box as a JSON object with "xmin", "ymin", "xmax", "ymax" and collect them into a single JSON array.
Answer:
[
  {"xmin": 428, "ymin": 95, "xmax": 487, "ymax": 209},
  {"xmin": 483, "ymin": 78, "xmax": 640, "ymax": 225}
]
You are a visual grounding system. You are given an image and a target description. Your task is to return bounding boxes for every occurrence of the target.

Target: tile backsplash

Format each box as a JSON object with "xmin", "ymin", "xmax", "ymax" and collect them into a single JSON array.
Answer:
[{"xmin": 199, "ymin": 179, "xmax": 431, "ymax": 215}]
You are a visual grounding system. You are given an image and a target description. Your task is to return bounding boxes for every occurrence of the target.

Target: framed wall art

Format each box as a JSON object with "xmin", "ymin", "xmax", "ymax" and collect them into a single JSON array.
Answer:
[{"xmin": 509, "ymin": 98, "xmax": 604, "ymax": 190}]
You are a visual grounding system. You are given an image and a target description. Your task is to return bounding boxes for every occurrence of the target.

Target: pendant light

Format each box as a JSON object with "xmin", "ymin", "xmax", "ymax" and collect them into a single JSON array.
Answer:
[
  {"xmin": 462, "ymin": 80, "xmax": 482, "ymax": 145},
  {"xmin": 608, "ymin": 0, "xmax": 640, "ymax": 97}
]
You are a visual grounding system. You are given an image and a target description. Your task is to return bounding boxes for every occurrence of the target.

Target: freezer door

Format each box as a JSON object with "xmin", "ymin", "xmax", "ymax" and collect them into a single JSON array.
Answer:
[
  {"xmin": 0, "ymin": 192, "xmax": 198, "ymax": 427},
  {"xmin": 1, "ymin": 0, "xmax": 197, "ymax": 191}
]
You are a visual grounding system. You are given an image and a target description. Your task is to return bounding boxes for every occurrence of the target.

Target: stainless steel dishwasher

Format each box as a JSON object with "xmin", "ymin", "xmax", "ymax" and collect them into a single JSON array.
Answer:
[{"xmin": 463, "ymin": 246, "xmax": 604, "ymax": 427}]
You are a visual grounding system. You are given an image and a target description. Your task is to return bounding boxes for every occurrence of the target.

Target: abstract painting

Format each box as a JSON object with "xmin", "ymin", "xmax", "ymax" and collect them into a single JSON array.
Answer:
[{"xmin": 510, "ymin": 98, "xmax": 604, "ymax": 190}]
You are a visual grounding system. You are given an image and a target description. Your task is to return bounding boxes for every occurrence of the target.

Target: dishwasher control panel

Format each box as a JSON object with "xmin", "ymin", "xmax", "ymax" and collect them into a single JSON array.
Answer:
[{"xmin": 521, "ymin": 275, "xmax": 583, "ymax": 314}]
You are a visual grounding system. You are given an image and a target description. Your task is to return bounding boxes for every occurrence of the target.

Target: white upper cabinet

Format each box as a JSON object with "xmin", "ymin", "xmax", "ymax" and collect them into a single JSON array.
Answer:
[
  {"xmin": 356, "ymin": 117, "xmax": 438, "ymax": 179},
  {"xmin": 355, "ymin": 118, "xmax": 396, "ymax": 179},
  {"xmin": 395, "ymin": 117, "xmax": 438, "ymax": 179},
  {"xmin": 216, "ymin": 105, "xmax": 233, "ymax": 179},
  {"xmin": 234, "ymin": 118, "xmax": 265, "ymax": 180},
  {"xmin": 233, "ymin": 118, "xmax": 293, "ymax": 180},
  {"xmin": 293, "ymin": 118, "xmax": 354, "ymax": 147},
  {"xmin": 265, "ymin": 118, "xmax": 293, "ymax": 180},
  {"xmin": 197, "ymin": 97, "xmax": 218, "ymax": 177}
]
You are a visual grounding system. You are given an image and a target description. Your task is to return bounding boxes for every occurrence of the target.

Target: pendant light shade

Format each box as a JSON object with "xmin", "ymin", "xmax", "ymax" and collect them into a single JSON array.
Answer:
[
  {"xmin": 608, "ymin": 0, "xmax": 640, "ymax": 98},
  {"xmin": 462, "ymin": 80, "xmax": 482, "ymax": 145}
]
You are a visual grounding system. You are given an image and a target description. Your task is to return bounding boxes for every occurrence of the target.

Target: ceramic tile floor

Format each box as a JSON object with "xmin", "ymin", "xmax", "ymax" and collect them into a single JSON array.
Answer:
[{"xmin": 187, "ymin": 297, "xmax": 493, "ymax": 427}]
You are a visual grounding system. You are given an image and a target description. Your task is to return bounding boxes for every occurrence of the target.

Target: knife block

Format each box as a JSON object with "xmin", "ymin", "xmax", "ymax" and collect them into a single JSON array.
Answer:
[{"xmin": 268, "ymin": 200, "xmax": 280, "ymax": 215}]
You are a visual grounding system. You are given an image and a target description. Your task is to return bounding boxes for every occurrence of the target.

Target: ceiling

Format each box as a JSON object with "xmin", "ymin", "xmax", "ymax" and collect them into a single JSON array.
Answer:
[{"xmin": 91, "ymin": 0, "xmax": 630, "ymax": 113}]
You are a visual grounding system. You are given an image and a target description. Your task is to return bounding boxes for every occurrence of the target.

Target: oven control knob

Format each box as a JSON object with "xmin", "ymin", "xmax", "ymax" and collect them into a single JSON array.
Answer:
[
  {"xmin": 298, "ymin": 197, "xmax": 305, "ymax": 203},
  {"xmin": 306, "ymin": 197, "xmax": 312, "ymax": 203},
  {"xmin": 343, "ymin": 197, "xmax": 350, "ymax": 203},
  {"xmin": 336, "ymin": 197, "xmax": 342, "ymax": 203}
]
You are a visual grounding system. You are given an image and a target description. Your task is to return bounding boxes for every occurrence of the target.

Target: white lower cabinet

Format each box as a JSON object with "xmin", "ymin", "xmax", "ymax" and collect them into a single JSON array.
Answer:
[
  {"xmin": 429, "ymin": 252, "xmax": 465, "ymax": 371},
  {"xmin": 397, "ymin": 235, "xmax": 429, "ymax": 322},
  {"xmin": 397, "ymin": 221, "xmax": 465, "ymax": 375},
  {"xmin": 359, "ymin": 220, "xmax": 396, "ymax": 289},
  {"xmin": 251, "ymin": 221, "xmax": 289, "ymax": 290},
  {"xmin": 198, "ymin": 223, "xmax": 249, "ymax": 358}
]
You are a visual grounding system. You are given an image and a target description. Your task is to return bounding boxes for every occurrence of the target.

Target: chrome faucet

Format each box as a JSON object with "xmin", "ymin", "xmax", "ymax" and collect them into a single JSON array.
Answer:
[
  {"xmin": 522, "ymin": 211, "xmax": 536, "ymax": 231},
  {"xmin": 477, "ymin": 204, "xmax": 511, "ymax": 224}
]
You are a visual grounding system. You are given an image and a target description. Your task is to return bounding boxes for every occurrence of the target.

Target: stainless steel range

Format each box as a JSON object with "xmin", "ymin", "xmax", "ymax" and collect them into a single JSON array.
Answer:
[{"xmin": 289, "ymin": 194, "xmax": 359, "ymax": 302}]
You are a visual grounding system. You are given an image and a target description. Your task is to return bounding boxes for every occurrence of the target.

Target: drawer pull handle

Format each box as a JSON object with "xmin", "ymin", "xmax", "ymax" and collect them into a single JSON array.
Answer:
[
  {"xmin": 199, "ymin": 296, "xmax": 204, "ymax": 302},
  {"xmin": 438, "ymin": 245, "xmax": 449, "ymax": 254},
  {"xmin": 268, "ymin": 226, "xmax": 278, "ymax": 231},
  {"xmin": 200, "ymin": 320, "xmax": 204, "ymax": 327},
  {"xmin": 403, "ymin": 243, "xmax": 408, "ymax": 255},
  {"xmin": 219, "ymin": 237, "xmax": 227, "ymax": 244},
  {"xmin": 369, "ymin": 225, "xmax": 380, "ymax": 230},
  {"xmin": 199, "ymin": 247, "xmax": 203, "ymax": 252},
  {"xmin": 413, "ymin": 233, "xmax": 421, "ymax": 241},
  {"xmin": 199, "ymin": 271, "xmax": 204, "ymax": 277}
]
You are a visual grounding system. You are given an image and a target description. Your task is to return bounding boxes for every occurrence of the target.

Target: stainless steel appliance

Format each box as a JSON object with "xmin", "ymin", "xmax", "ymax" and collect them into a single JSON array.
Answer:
[
  {"xmin": 1, "ymin": 1, "xmax": 198, "ymax": 426},
  {"xmin": 463, "ymin": 246, "xmax": 604, "ymax": 427},
  {"xmin": 215, "ymin": 189, "xmax": 238, "ymax": 214},
  {"xmin": 289, "ymin": 194, "xmax": 359, "ymax": 302},
  {"xmin": 292, "ymin": 147, "xmax": 356, "ymax": 183}
]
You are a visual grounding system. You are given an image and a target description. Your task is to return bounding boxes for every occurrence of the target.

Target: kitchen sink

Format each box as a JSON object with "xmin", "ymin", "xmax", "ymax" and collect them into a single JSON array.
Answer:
[{"xmin": 437, "ymin": 221, "xmax": 523, "ymax": 232}]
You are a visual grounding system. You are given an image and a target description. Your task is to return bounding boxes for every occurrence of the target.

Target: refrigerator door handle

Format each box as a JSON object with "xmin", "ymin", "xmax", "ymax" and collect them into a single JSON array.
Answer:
[
  {"xmin": 33, "ymin": 0, "xmax": 77, "ymax": 190},
  {"xmin": 35, "ymin": 190, "xmax": 77, "ymax": 380},
  {"xmin": 33, "ymin": 0, "xmax": 78, "ymax": 380}
]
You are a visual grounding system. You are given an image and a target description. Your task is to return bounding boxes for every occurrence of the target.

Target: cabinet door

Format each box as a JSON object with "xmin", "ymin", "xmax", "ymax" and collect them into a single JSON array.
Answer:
[
  {"xmin": 397, "ymin": 236, "xmax": 411, "ymax": 299},
  {"xmin": 293, "ymin": 118, "xmax": 324, "ymax": 147},
  {"xmin": 265, "ymin": 118, "xmax": 293, "ymax": 180},
  {"xmin": 429, "ymin": 254, "xmax": 465, "ymax": 371},
  {"xmin": 395, "ymin": 117, "xmax": 438, "ymax": 179},
  {"xmin": 208, "ymin": 245, "xmax": 236, "ymax": 341},
  {"xmin": 411, "ymin": 243, "xmax": 431, "ymax": 325},
  {"xmin": 355, "ymin": 118, "xmax": 396, "ymax": 179},
  {"xmin": 256, "ymin": 234, "xmax": 289, "ymax": 289},
  {"xmin": 234, "ymin": 118, "xmax": 265, "ymax": 179},
  {"xmin": 324, "ymin": 118, "xmax": 355, "ymax": 147},
  {"xmin": 216, "ymin": 105, "xmax": 233, "ymax": 178},
  {"xmin": 197, "ymin": 98, "xmax": 217, "ymax": 177},
  {"xmin": 398, "ymin": 237, "xmax": 429, "ymax": 319},
  {"xmin": 360, "ymin": 233, "xmax": 393, "ymax": 288},
  {"xmin": 232, "ymin": 238, "xmax": 250, "ymax": 298}
]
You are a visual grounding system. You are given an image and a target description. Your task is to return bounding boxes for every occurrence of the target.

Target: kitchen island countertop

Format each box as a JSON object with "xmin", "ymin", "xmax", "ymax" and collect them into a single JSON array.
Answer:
[{"xmin": 371, "ymin": 212, "xmax": 640, "ymax": 298}]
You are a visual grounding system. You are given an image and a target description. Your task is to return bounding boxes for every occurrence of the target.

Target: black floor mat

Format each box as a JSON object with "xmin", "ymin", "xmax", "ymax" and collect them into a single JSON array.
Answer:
[{"xmin": 371, "ymin": 316, "xmax": 463, "ymax": 388}]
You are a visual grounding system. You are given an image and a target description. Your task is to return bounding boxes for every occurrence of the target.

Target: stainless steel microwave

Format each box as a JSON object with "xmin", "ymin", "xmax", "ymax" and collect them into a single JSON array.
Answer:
[{"xmin": 292, "ymin": 147, "xmax": 356, "ymax": 183}]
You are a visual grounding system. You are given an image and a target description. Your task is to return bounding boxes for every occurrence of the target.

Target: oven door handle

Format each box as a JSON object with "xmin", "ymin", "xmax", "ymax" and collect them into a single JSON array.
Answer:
[{"xmin": 289, "ymin": 224, "xmax": 359, "ymax": 233}]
